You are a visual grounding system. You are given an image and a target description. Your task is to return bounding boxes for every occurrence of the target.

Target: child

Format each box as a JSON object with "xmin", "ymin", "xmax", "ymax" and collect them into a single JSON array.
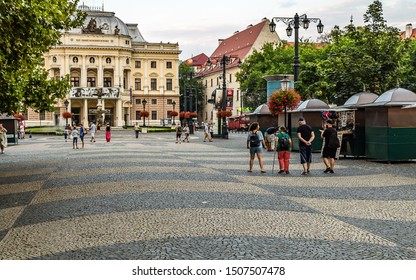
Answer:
[{"xmin": 71, "ymin": 126, "xmax": 79, "ymax": 149}]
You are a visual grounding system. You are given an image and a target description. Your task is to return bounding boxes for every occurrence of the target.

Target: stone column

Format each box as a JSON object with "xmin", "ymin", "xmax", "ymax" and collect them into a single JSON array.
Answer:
[
  {"xmin": 116, "ymin": 99, "xmax": 123, "ymax": 127},
  {"xmin": 81, "ymin": 55, "xmax": 87, "ymax": 87},
  {"xmin": 98, "ymin": 55, "xmax": 103, "ymax": 87},
  {"xmin": 83, "ymin": 99, "xmax": 88, "ymax": 126}
]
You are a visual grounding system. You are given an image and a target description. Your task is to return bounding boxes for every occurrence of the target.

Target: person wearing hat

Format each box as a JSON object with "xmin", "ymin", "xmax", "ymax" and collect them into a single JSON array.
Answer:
[
  {"xmin": 320, "ymin": 119, "xmax": 339, "ymax": 173},
  {"xmin": 297, "ymin": 117, "xmax": 315, "ymax": 175}
]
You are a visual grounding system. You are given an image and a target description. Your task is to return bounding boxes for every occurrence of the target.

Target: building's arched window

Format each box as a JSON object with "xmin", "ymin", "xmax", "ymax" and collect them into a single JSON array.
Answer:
[
  {"xmin": 73, "ymin": 57, "xmax": 78, "ymax": 63},
  {"xmin": 106, "ymin": 57, "xmax": 111, "ymax": 64},
  {"xmin": 52, "ymin": 56, "xmax": 57, "ymax": 63},
  {"xmin": 90, "ymin": 57, "xmax": 95, "ymax": 63},
  {"xmin": 126, "ymin": 58, "xmax": 130, "ymax": 65}
]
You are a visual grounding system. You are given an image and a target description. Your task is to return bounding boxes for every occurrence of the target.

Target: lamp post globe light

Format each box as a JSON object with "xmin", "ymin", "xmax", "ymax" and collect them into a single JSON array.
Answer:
[
  {"xmin": 172, "ymin": 100, "xmax": 176, "ymax": 125},
  {"xmin": 142, "ymin": 98, "xmax": 147, "ymax": 127},
  {"xmin": 64, "ymin": 99, "xmax": 69, "ymax": 126},
  {"xmin": 269, "ymin": 13, "xmax": 323, "ymax": 82},
  {"xmin": 206, "ymin": 54, "xmax": 242, "ymax": 138}
]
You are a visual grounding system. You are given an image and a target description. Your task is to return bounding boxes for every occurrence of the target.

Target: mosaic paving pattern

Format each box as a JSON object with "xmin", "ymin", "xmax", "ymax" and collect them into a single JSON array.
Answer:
[{"xmin": 0, "ymin": 131, "xmax": 415, "ymax": 260}]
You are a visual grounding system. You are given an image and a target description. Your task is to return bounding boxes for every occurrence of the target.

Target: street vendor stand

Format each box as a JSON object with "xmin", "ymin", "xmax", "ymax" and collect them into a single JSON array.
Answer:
[
  {"xmin": 362, "ymin": 88, "xmax": 416, "ymax": 161},
  {"xmin": 335, "ymin": 92, "xmax": 379, "ymax": 157},
  {"xmin": 0, "ymin": 114, "xmax": 19, "ymax": 145},
  {"xmin": 247, "ymin": 104, "xmax": 279, "ymax": 134}
]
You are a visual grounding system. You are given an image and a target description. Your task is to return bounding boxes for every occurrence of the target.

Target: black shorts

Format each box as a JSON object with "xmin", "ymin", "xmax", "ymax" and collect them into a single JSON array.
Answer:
[{"xmin": 322, "ymin": 147, "xmax": 337, "ymax": 158}]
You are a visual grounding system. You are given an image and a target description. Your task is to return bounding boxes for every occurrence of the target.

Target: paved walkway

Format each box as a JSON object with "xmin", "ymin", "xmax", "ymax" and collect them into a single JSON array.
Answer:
[{"xmin": 0, "ymin": 130, "xmax": 415, "ymax": 259}]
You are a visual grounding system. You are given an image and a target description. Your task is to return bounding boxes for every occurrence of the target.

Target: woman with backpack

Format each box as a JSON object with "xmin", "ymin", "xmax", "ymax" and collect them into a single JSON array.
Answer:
[
  {"xmin": 246, "ymin": 122, "xmax": 266, "ymax": 173},
  {"xmin": 276, "ymin": 126, "xmax": 292, "ymax": 174}
]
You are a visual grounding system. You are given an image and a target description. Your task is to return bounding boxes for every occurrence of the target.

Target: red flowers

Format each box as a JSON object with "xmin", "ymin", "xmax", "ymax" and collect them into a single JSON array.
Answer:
[
  {"xmin": 62, "ymin": 112, "xmax": 72, "ymax": 119},
  {"xmin": 268, "ymin": 89, "xmax": 301, "ymax": 115},
  {"xmin": 170, "ymin": 111, "xmax": 179, "ymax": 117},
  {"xmin": 216, "ymin": 110, "xmax": 232, "ymax": 118},
  {"xmin": 139, "ymin": 111, "xmax": 149, "ymax": 117}
]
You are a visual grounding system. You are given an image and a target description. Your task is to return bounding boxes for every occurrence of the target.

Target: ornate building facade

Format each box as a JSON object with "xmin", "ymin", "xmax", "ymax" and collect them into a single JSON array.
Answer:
[{"xmin": 30, "ymin": 4, "xmax": 181, "ymax": 127}]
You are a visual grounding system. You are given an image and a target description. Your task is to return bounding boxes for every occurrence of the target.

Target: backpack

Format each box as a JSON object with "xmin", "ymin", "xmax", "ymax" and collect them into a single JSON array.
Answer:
[
  {"xmin": 249, "ymin": 133, "xmax": 260, "ymax": 147},
  {"xmin": 279, "ymin": 134, "xmax": 290, "ymax": 149},
  {"xmin": 328, "ymin": 132, "xmax": 340, "ymax": 149}
]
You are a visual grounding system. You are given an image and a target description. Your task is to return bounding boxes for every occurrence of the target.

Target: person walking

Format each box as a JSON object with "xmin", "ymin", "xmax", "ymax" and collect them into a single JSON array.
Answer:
[
  {"xmin": 79, "ymin": 123, "xmax": 86, "ymax": 149},
  {"xmin": 105, "ymin": 123, "xmax": 111, "ymax": 142},
  {"xmin": 175, "ymin": 123, "xmax": 182, "ymax": 143},
  {"xmin": 203, "ymin": 123, "xmax": 211, "ymax": 142},
  {"xmin": 297, "ymin": 117, "xmax": 315, "ymax": 175},
  {"xmin": 321, "ymin": 119, "xmax": 339, "ymax": 174},
  {"xmin": 0, "ymin": 123, "xmax": 8, "ymax": 154},
  {"xmin": 246, "ymin": 122, "xmax": 266, "ymax": 173},
  {"xmin": 64, "ymin": 124, "xmax": 70, "ymax": 142},
  {"xmin": 134, "ymin": 122, "xmax": 140, "ymax": 139},
  {"xmin": 97, "ymin": 123, "xmax": 101, "ymax": 134},
  {"xmin": 276, "ymin": 126, "xmax": 292, "ymax": 174},
  {"xmin": 71, "ymin": 126, "xmax": 79, "ymax": 149},
  {"xmin": 183, "ymin": 124, "xmax": 190, "ymax": 142},
  {"xmin": 89, "ymin": 122, "xmax": 97, "ymax": 142}
]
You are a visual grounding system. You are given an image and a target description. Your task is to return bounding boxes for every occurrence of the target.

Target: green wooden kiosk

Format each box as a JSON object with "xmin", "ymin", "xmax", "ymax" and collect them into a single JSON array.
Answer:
[
  {"xmin": 289, "ymin": 99, "xmax": 330, "ymax": 151},
  {"xmin": 336, "ymin": 92, "xmax": 379, "ymax": 157},
  {"xmin": 363, "ymin": 88, "xmax": 416, "ymax": 161}
]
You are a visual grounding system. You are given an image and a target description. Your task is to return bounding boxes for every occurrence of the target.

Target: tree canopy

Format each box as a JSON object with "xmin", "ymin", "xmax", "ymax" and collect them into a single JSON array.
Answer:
[
  {"xmin": 236, "ymin": 0, "xmax": 414, "ymax": 108},
  {"xmin": 0, "ymin": 0, "xmax": 85, "ymax": 114}
]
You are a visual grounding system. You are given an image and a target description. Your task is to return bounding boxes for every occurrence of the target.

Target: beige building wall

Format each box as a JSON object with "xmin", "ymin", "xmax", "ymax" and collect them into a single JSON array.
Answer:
[{"xmin": 27, "ymin": 6, "xmax": 181, "ymax": 128}]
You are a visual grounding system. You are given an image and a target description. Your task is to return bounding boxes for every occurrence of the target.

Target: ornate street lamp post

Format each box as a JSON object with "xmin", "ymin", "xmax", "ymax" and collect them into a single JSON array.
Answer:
[
  {"xmin": 269, "ymin": 14, "xmax": 324, "ymax": 81},
  {"xmin": 142, "ymin": 99, "xmax": 147, "ymax": 127},
  {"xmin": 281, "ymin": 76, "xmax": 291, "ymax": 128},
  {"xmin": 172, "ymin": 100, "xmax": 176, "ymax": 125},
  {"xmin": 64, "ymin": 99, "xmax": 69, "ymax": 126},
  {"xmin": 206, "ymin": 55, "xmax": 241, "ymax": 138}
]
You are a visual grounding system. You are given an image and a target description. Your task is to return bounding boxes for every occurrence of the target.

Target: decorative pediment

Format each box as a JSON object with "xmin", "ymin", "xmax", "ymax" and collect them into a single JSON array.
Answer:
[
  {"xmin": 165, "ymin": 73, "xmax": 174, "ymax": 78},
  {"xmin": 149, "ymin": 72, "xmax": 158, "ymax": 78},
  {"xmin": 133, "ymin": 72, "xmax": 143, "ymax": 77}
]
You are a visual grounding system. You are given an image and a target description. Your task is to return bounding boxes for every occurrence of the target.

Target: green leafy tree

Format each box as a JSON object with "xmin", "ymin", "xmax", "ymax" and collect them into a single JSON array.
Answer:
[
  {"xmin": 0, "ymin": 0, "xmax": 85, "ymax": 114},
  {"xmin": 236, "ymin": 42, "xmax": 293, "ymax": 110},
  {"xmin": 179, "ymin": 63, "xmax": 204, "ymax": 113},
  {"xmin": 319, "ymin": 0, "xmax": 405, "ymax": 104}
]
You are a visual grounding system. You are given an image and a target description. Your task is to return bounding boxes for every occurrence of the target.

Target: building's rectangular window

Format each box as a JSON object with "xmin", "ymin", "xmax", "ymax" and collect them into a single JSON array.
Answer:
[
  {"xmin": 135, "ymin": 98, "xmax": 141, "ymax": 105},
  {"xmin": 166, "ymin": 61, "xmax": 172, "ymax": 69},
  {"xmin": 39, "ymin": 110, "xmax": 46, "ymax": 121},
  {"xmin": 230, "ymin": 74, "xmax": 232, "ymax": 83},
  {"xmin": 167, "ymin": 111, "xmax": 172, "ymax": 118},
  {"xmin": 23, "ymin": 110, "xmax": 29, "ymax": 121},
  {"xmin": 151, "ymin": 99, "xmax": 157, "ymax": 105},
  {"xmin": 210, "ymin": 79, "xmax": 213, "ymax": 87},
  {"xmin": 151, "ymin": 78, "xmax": 157, "ymax": 90},
  {"xmin": 151, "ymin": 61, "xmax": 157, "ymax": 68},
  {"xmin": 71, "ymin": 77, "xmax": 80, "ymax": 87},
  {"xmin": 237, "ymin": 90, "xmax": 239, "ymax": 101},
  {"xmin": 136, "ymin": 111, "xmax": 141, "ymax": 120},
  {"xmin": 151, "ymin": 110, "xmax": 157, "ymax": 120},
  {"xmin": 87, "ymin": 77, "xmax": 96, "ymax": 87},
  {"xmin": 166, "ymin": 79, "xmax": 173, "ymax": 91},
  {"xmin": 104, "ymin": 77, "xmax": 112, "ymax": 87},
  {"xmin": 135, "ymin": 61, "xmax": 141, "ymax": 68},
  {"xmin": 216, "ymin": 77, "xmax": 219, "ymax": 86},
  {"xmin": 135, "ymin": 78, "xmax": 142, "ymax": 90},
  {"xmin": 205, "ymin": 80, "xmax": 207, "ymax": 87},
  {"xmin": 167, "ymin": 99, "xmax": 173, "ymax": 105}
]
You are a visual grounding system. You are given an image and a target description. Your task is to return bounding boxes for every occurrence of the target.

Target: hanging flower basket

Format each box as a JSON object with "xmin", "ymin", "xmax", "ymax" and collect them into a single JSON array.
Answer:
[
  {"xmin": 179, "ymin": 111, "xmax": 186, "ymax": 118},
  {"xmin": 268, "ymin": 89, "xmax": 301, "ymax": 115},
  {"xmin": 190, "ymin": 112, "xmax": 198, "ymax": 118},
  {"xmin": 184, "ymin": 111, "xmax": 191, "ymax": 119},
  {"xmin": 170, "ymin": 111, "xmax": 179, "ymax": 117},
  {"xmin": 216, "ymin": 110, "xmax": 232, "ymax": 118},
  {"xmin": 139, "ymin": 111, "xmax": 149, "ymax": 117},
  {"xmin": 13, "ymin": 113, "xmax": 26, "ymax": 121},
  {"xmin": 62, "ymin": 112, "xmax": 72, "ymax": 119}
]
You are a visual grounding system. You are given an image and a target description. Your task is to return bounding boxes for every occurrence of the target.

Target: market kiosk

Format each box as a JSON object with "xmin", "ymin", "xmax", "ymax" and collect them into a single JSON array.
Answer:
[
  {"xmin": 362, "ymin": 88, "xmax": 416, "ymax": 161},
  {"xmin": 247, "ymin": 104, "xmax": 279, "ymax": 134},
  {"xmin": 0, "ymin": 114, "xmax": 19, "ymax": 145},
  {"xmin": 289, "ymin": 99, "xmax": 330, "ymax": 151},
  {"xmin": 335, "ymin": 92, "xmax": 379, "ymax": 157}
]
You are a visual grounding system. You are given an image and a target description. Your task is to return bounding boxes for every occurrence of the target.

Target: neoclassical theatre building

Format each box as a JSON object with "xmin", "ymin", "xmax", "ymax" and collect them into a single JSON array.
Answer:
[{"xmin": 36, "ymin": 4, "xmax": 181, "ymax": 127}]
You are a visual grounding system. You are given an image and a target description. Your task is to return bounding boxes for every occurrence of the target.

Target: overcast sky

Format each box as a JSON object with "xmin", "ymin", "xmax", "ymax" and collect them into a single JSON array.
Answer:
[{"xmin": 87, "ymin": 0, "xmax": 416, "ymax": 60}]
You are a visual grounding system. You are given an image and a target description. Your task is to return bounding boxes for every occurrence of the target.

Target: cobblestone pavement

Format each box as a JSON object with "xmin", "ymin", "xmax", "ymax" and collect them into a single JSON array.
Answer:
[{"xmin": 0, "ymin": 130, "xmax": 415, "ymax": 260}]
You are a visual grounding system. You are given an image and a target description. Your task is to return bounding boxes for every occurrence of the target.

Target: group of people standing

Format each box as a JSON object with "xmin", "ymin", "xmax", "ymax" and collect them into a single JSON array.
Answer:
[
  {"xmin": 64, "ymin": 122, "xmax": 112, "ymax": 149},
  {"xmin": 247, "ymin": 117, "xmax": 340, "ymax": 175}
]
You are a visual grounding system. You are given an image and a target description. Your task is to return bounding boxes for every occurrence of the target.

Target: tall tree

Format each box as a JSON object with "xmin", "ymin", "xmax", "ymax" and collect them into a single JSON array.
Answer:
[
  {"xmin": 0, "ymin": 0, "xmax": 85, "ymax": 114},
  {"xmin": 319, "ymin": 0, "xmax": 404, "ymax": 104}
]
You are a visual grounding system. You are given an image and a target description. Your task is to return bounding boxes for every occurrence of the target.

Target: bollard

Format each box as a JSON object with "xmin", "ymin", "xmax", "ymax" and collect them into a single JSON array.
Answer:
[{"xmin": 29, "ymin": 131, "xmax": 32, "ymax": 138}]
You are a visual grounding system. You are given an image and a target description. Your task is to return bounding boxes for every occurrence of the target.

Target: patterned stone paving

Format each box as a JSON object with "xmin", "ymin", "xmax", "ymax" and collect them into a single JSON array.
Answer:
[{"xmin": 0, "ymin": 130, "xmax": 415, "ymax": 260}]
